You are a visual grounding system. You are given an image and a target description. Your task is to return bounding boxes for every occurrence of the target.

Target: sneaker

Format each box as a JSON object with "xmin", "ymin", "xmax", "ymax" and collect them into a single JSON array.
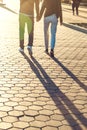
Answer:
[
  {"xmin": 27, "ymin": 46, "xmax": 32, "ymax": 57},
  {"xmin": 19, "ymin": 48, "xmax": 24, "ymax": 52},
  {"xmin": 50, "ymin": 50, "xmax": 54, "ymax": 57}
]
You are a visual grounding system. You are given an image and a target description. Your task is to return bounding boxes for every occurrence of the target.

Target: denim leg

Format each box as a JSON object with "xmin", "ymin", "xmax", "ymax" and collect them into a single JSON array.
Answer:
[
  {"xmin": 44, "ymin": 18, "xmax": 50, "ymax": 50},
  {"xmin": 50, "ymin": 16, "xmax": 58, "ymax": 50}
]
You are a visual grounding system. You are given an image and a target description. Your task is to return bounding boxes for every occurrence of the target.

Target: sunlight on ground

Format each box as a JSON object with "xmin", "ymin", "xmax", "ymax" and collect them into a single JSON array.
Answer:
[
  {"xmin": 0, "ymin": 0, "xmax": 19, "ymax": 21},
  {"xmin": 4, "ymin": 0, "xmax": 19, "ymax": 12}
]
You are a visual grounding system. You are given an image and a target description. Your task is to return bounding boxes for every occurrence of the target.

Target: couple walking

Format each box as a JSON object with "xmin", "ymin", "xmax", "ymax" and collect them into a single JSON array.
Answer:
[{"xmin": 19, "ymin": 0, "xmax": 63, "ymax": 57}]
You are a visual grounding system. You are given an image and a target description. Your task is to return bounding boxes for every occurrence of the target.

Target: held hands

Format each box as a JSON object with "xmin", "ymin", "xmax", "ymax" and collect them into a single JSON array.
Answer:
[{"xmin": 36, "ymin": 15, "xmax": 41, "ymax": 22}]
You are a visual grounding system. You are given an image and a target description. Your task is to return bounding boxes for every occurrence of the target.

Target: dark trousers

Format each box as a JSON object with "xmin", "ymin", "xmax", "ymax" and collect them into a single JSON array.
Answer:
[
  {"xmin": 19, "ymin": 13, "xmax": 34, "ymax": 49},
  {"xmin": 72, "ymin": 3, "xmax": 79, "ymax": 15}
]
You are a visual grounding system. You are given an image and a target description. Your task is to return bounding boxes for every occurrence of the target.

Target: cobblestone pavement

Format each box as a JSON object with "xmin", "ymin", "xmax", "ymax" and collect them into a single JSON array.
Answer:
[{"xmin": 0, "ymin": 3, "xmax": 87, "ymax": 130}]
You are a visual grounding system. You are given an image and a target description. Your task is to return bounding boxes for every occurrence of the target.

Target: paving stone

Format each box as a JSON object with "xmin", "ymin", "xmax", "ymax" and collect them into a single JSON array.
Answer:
[
  {"xmin": 24, "ymin": 110, "xmax": 39, "ymax": 117},
  {"xmin": 42, "ymin": 126, "xmax": 58, "ymax": 130},
  {"xmin": 46, "ymin": 120, "xmax": 62, "ymax": 127},
  {"xmin": 15, "ymin": 93, "xmax": 27, "ymax": 98},
  {"xmin": 39, "ymin": 109, "xmax": 53, "ymax": 116},
  {"xmin": 19, "ymin": 101, "xmax": 32, "ymax": 106},
  {"xmin": 24, "ymin": 97, "xmax": 36, "ymax": 102},
  {"xmin": 10, "ymin": 97, "xmax": 23, "ymax": 102},
  {"xmin": 0, "ymin": 103, "xmax": 3, "ymax": 107},
  {"xmin": 9, "ymin": 128, "xmax": 22, "ymax": 130},
  {"xmin": 29, "ymin": 105, "xmax": 42, "ymax": 111},
  {"xmin": 2, "ymin": 94, "xmax": 13, "ymax": 98},
  {"xmin": 13, "ymin": 121, "xmax": 29, "ymax": 129},
  {"xmin": 6, "ymin": 90, "xmax": 18, "ymax": 94},
  {"xmin": 0, "ymin": 97, "xmax": 9, "ymax": 102},
  {"xmin": 51, "ymin": 114, "xmax": 64, "ymax": 121},
  {"xmin": 59, "ymin": 125, "xmax": 73, "ymax": 130},
  {"xmin": 14, "ymin": 105, "xmax": 28, "ymax": 111},
  {"xmin": 30, "ymin": 120, "xmax": 46, "ymax": 128},
  {"xmin": 5, "ymin": 101, "xmax": 18, "ymax": 107},
  {"xmin": 0, "ymin": 111, "xmax": 7, "ymax": 118},
  {"xmin": 25, "ymin": 127, "xmax": 40, "ymax": 130},
  {"xmin": 8, "ymin": 110, "xmax": 24, "ymax": 117},
  {"xmin": 43, "ymin": 104, "xmax": 57, "ymax": 110},
  {"xmin": 2, "ymin": 116, "xmax": 18, "ymax": 123},
  {"xmin": 0, "ymin": 122, "xmax": 12, "ymax": 129},
  {"xmin": 33, "ymin": 101, "xmax": 46, "ymax": 106},
  {"xmin": 19, "ymin": 116, "xmax": 34, "ymax": 122},
  {"xmin": 35, "ymin": 115, "xmax": 50, "ymax": 121},
  {"xmin": 0, "ymin": 106, "xmax": 12, "ymax": 112}
]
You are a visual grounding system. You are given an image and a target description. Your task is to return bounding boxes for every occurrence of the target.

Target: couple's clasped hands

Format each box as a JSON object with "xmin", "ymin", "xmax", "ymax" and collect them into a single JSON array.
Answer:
[{"xmin": 36, "ymin": 15, "xmax": 41, "ymax": 22}]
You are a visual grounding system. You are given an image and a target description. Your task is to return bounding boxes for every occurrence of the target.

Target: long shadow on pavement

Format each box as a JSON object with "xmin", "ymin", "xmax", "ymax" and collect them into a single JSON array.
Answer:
[
  {"xmin": 53, "ymin": 57, "xmax": 87, "ymax": 91},
  {"xmin": 63, "ymin": 22, "xmax": 87, "ymax": 34},
  {"xmin": 21, "ymin": 52, "xmax": 87, "ymax": 130}
]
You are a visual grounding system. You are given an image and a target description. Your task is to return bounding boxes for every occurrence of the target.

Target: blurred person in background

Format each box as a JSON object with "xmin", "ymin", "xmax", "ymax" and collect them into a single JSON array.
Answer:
[{"xmin": 71, "ymin": 0, "xmax": 81, "ymax": 15}]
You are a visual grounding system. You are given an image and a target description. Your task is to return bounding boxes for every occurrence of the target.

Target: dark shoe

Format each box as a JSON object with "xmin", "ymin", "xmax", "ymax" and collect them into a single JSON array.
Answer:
[{"xmin": 50, "ymin": 50, "xmax": 54, "ymax": 57}]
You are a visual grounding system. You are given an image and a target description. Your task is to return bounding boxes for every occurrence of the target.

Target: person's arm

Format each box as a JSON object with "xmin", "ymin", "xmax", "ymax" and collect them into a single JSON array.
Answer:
[
  {"xmin": 35, "ymin": 0, "xmax": 39, "ymax": 21},
  {"xmin": 58, "ymin": 0, "xmax": 63, "ymax": 25},
  {"xmin": 39, "ymin": 0, "xmax": 45, "ymax": 20},
  {"xmin": 36, "ymin": 0, "xmax": 45, "ymax": 21},
  {"xmin": 60, "ymin": 1, "xmax": 63, "ymax": 25}
]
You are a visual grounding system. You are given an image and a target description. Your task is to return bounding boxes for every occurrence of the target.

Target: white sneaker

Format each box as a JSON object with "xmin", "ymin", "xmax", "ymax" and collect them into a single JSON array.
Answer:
[
  {"xmin": 27, "ymin": 46, "xmax": 32, "ymax": 57},
  {"xmin": 19, "ymin": 48, "xmax": 24, "ymax": 52}
]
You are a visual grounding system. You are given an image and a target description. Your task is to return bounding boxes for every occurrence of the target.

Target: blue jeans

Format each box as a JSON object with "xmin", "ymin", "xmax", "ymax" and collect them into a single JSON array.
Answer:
[{"xmin": 44, "ymin": 14, "xmax": 58, "ymax": 50}]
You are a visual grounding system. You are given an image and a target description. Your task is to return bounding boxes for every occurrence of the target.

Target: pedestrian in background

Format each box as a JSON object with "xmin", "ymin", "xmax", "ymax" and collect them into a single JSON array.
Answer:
[
  {"xmin": 19, "ymin": 0, "xmax": 39, "ymax": 57},
  {"xmin": 71, "ymin": 0, "xmax": 81, "ymax": 15},
  {"xmin": 37, "ymin": 0, "xmax": 63, "ymax": 57}
]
